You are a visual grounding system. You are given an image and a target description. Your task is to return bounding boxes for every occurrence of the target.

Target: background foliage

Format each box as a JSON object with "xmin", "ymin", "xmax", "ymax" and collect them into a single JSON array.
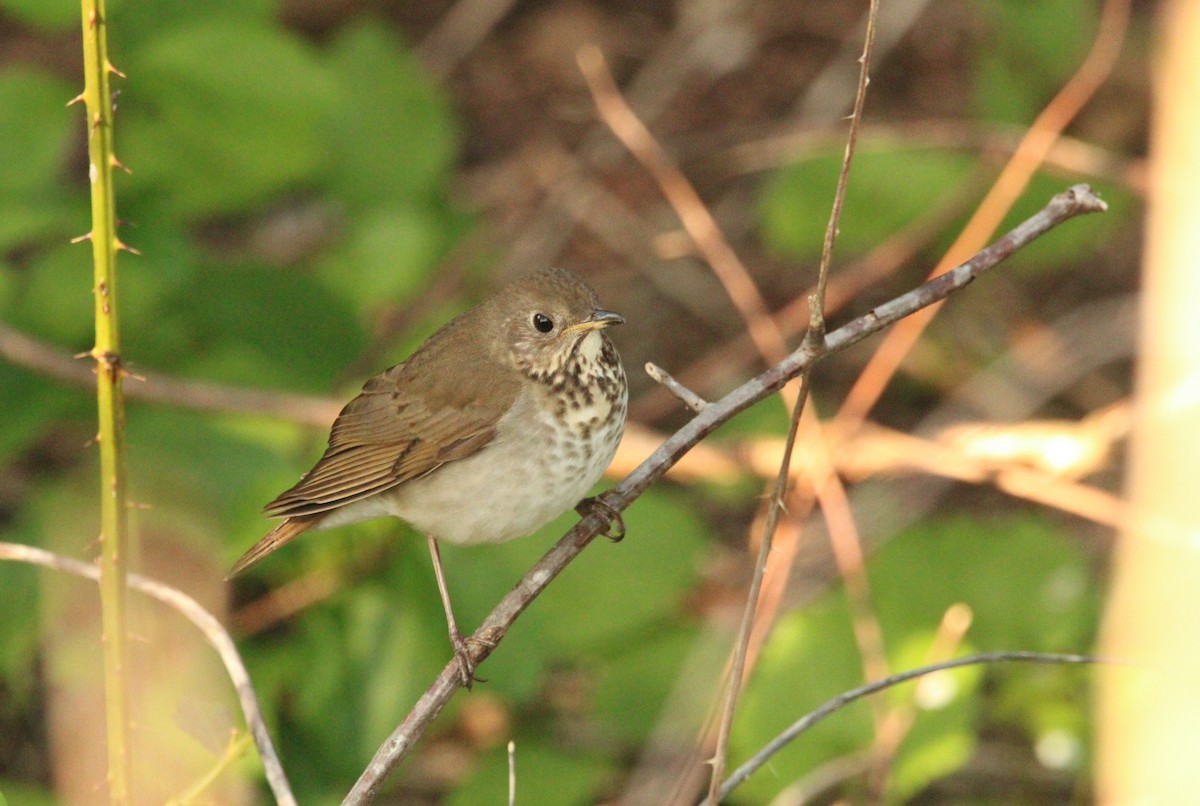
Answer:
[{"xmin": 0, "ymin": 0, "xmax": 1144, "ymax": 803}]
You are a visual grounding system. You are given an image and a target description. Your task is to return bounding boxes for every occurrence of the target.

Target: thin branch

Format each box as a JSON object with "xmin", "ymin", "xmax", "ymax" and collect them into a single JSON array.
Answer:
[
  {"xmin": 707, "ymin": 4, "xmax": 881, "ymax": 799},
  {"xmin": 0, "ymin": 321, "xmax": 340, "ymax": 428},
  {"xmin": 342, "ymin": 184, "xmax": 1107, "ymax": 804},
  {"xmin": 0, "ymin": 541, "xmax": 297, "ymax": 806},
  {"xmin": 809, "ymin": 0, "xmax": 879, "ymax": 342},
  {"xmin": 712, "ymin": 651, "xmax": 1118, "ymax": 803},
  {"xmin": 645, "ymin": 362, "xmax": 709, "ymax": 413},
  {"xmin": 706, "ymin": 367, "xmax": 817, "ymax": 803}
]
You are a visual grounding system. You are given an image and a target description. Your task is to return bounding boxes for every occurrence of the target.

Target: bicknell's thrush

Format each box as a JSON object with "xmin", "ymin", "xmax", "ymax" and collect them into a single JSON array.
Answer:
[{"xmin": 229, "ymin": 267, "xmax": 628, "ymax": 684}]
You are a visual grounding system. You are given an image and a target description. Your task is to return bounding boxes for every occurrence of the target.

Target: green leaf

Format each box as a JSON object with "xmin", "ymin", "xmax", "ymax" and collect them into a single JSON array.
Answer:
[
  {"xmin": 871, "ymin": 515, "xmax": 1100, "ymax": 651},
  {"xmin": 6, "ymin": 242, "xmax": 94, "ymax": 348},
  {"xmin": 110, "ymin": 0, "xmax": 282, "ymax": 41},
  {"xmin": 321, "ymin": 21, "xmax": 459, "ymax": 209},
  {"xmin": 0, "ymin": 71, "xmax": 79, "ymax": 251},
  {"xmin": 162, "ymin": 263, "xmax": 367, "ymax": 391},
  {"xmin": 316, "ymin": 206, "xmax": 448, "ymax": 313},
  {"xmin": 0, "ymin": 71, "xmax": 75, "ymax": 195},
  {"xmin": 121, "ymin": 21, "xmax": 336, "ymax": 218},
  {"xmin": 733, "ymin": 599, "xmax": 875, "ymax": 803},
  {"xmin": 760, "ymin": 149, "xmax": 975, "ymax": 261},
  {"xmin": 972, "ymin": 0, "xmax": 1093, "ymax": 123}
]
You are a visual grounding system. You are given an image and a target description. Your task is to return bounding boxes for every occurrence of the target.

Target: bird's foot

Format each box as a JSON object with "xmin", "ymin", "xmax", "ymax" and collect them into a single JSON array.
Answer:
[
  {"xmin": 449, "ymin": 631, "xmax": 496, "ymax": 689},
  {"xmin": 576, "ymin": 494, "xmax": 626, "ymax": 542}
]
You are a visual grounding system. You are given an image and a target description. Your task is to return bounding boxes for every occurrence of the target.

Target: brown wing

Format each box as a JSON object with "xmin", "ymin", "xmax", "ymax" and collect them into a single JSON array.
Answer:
[{"xmin": 265, "ymin": 348, "xmax": 517, "ymax": 518}]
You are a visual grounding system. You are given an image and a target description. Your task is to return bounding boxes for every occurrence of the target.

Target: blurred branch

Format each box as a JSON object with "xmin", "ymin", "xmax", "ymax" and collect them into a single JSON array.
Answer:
[
  {"xmin": 418, "ymin": 0, "xmax": 519, "ymax": 77},
  {"xmin": 577, "ymin": 44, "xmax": 788, "ymax": 366},
  {"xmin": 166, "ymin": 731, "xmax": 253, "ymax": 806},
  {"xmin": 0, "ymin": 321, "xmax": 341, "ymax": 428},
  {"xmin": 343, "ymin": 185, "xmax": 1107, "ymax": 804},
  {"xmin": 710, "ymin": 651, "xmax": 1114, "ymax": 804},
  {"xmin": 836, "ymin": 0, "xmax": 1132, "ymax": 428},
  {"xmin": 0, "ymin": 541, "xmax": 296, "ymax": 806},
  {"xmin": 718, "ymin": 120, "xmax": 1147, "ymax": 193}
]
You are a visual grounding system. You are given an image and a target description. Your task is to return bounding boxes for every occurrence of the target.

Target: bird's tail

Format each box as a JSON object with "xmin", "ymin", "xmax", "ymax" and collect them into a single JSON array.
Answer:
[{"xmin": 226, "ymin": 515, "xmax": 320, "ymax": 579}]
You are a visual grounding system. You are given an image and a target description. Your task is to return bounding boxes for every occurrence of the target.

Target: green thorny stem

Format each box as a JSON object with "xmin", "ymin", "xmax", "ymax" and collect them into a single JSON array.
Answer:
[{"xmin": 76, "ymin": 0, "xmax": 134, "ymax": 801}]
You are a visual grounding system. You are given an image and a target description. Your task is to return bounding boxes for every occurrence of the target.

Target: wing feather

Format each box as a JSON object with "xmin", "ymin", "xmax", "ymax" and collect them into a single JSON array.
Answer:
[{"xmin": 265, "ymin": 341, "xmax": 518, "ymax": 518}]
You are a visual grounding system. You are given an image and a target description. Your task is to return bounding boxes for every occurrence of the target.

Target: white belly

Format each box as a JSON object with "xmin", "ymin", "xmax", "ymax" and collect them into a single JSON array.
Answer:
[{"xmin": 318, "ymin": 388, "xmax": 625, "ymax": 545}]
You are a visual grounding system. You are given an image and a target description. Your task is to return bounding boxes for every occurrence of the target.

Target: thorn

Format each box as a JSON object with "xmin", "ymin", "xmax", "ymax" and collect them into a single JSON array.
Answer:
[
  {"xmin": 66, "ymin": 92, "xmax": 85, "ymax": 107},
  {"xmin": 84, "ymin": 433, "xmax": 99, "ymax": 450},
  {"xmin": 71, "ymin": 232, "xmax": 94, "ymax": 244},
  {"xmin": 73, "ymin": 350, "xmax": 91, "ymax": 360},
  {"xmin": 88, "ymin": 9, "xmax": 97, "ymax": 29},
  {"xmin": 127, "ymin": 501, "xmax": 153, "ymax": 511},
  {"xmin": 111, "ymin": 155, "xmax": 132, "ymax": 174},
  {"xmin": 115, "ymin": 239, "xmax": 142, "ymax": 256},
  {"xmin": 120, "ymin": 367, "xmax": 146, "ymax": 382},
  {"xmin": 91, "ymin": 112, "xmax": 102, "ymax": 133},
  {"xmin": 107, "ymin": 62, "xmax": 126, "ymax": 79}
]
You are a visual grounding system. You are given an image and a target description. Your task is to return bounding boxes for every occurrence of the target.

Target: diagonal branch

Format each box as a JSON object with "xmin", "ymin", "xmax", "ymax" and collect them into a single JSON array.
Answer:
[{"xmin": 342, "ymin": 184, "xmax": 1107, "ymax": 804}]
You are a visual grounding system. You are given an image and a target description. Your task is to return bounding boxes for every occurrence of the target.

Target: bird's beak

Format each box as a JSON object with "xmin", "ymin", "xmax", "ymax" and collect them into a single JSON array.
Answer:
[{"xmin": 563, "ymin": 309, "xmax": 625, "ymax": 334}]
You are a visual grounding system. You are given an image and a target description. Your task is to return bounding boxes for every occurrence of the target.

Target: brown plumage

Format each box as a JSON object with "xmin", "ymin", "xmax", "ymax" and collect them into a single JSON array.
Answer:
[
  {"xmin": 228, "ymin": 267, "xmax": 626, "ymax": 577},
  {"xmin": 227, "ymin": 268, "xmax": 627, "ymax": 685}
]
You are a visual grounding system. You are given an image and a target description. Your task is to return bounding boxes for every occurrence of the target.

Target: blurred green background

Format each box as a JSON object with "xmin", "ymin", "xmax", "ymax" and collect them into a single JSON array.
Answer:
[{"xmin": 0, "ymin": 0, "xmax": 1144, "ymax": 803}]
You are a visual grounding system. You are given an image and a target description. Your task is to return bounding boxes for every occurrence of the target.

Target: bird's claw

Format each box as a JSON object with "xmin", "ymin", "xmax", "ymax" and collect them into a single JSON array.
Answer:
[
  {"xmin": 450, "ymin": 631, "xmax": 496, "ymax": 689},
  {"xmin": 576, "ymin": 495, "xmax": 626, "ymax": 542}
]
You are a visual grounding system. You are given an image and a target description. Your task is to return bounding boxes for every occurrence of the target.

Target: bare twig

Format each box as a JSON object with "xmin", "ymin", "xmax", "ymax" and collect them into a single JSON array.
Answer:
[
  {"xmin": 343, "ymin": 185, "xmax": 1106, "ymax": 804},
  {"xmin": 707, "ymin": 368, "xmax": 817, "ymax": 803},
  {"xmin": 710, "ymin": 651, "xmax": 1116, "ymax": 803},
  {"xmin": 645, "ymin": 362, "xmax": 709, "ymax": 412},
  {"xmin": 707, "ymin": 5, "xmax": 881, "ymax": 799},
  {"xmin": 0, "ymin": 542, "xmax": 297, "ymax": 806}
]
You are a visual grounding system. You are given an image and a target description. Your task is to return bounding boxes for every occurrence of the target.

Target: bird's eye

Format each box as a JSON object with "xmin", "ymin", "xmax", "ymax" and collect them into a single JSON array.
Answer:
[{"xmin": 532, "ymin": 313, "xmax": 554, "ymax": 333}]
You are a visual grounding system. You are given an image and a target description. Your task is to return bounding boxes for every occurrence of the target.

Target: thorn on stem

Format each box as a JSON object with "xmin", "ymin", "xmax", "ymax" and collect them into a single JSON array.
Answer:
[
  {"xmin": 115, "ymin": 239, "xmax": 142, "ymax": 256},
  {"xmin": 111, "ymin": 155, "xmax": 132, "ymax": 174},
  {"xmin": 107, "ymin": 62, "xmax": 126, "ymax": 79},
  {"xmin": 71, "ymin": 232, "xmax": 94, "ymax": 244},
  {"xmin": 66, "ymin": 92, "xmax": 85, "ymax": 107}
]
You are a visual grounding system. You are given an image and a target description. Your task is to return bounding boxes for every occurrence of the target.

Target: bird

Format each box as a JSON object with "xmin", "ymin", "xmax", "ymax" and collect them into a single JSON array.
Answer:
[{"xmin": 228, "ymin": 267, "xmax": 628, "ymax": 685}]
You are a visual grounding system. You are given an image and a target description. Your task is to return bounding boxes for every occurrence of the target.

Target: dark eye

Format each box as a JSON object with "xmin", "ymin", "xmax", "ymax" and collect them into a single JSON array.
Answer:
[{"xmin": 532, "ymin": 313, "xmax": 554, "ymax": 333}]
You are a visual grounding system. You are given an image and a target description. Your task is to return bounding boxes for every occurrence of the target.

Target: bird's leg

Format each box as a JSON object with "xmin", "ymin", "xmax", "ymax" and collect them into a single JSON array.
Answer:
[
  {"xmin": 575, "ymin": 493, "xmax": 626, "ymax": 542},
  {"xmin": 427, "ymin": 536, "xmax": 481, "ymax": 688}
]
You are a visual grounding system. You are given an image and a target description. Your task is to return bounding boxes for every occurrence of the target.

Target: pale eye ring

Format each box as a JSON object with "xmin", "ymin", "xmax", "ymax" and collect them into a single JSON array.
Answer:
[{"xmin": 532, "ymin": 313, "xmax": 554, "ymax": 333}]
